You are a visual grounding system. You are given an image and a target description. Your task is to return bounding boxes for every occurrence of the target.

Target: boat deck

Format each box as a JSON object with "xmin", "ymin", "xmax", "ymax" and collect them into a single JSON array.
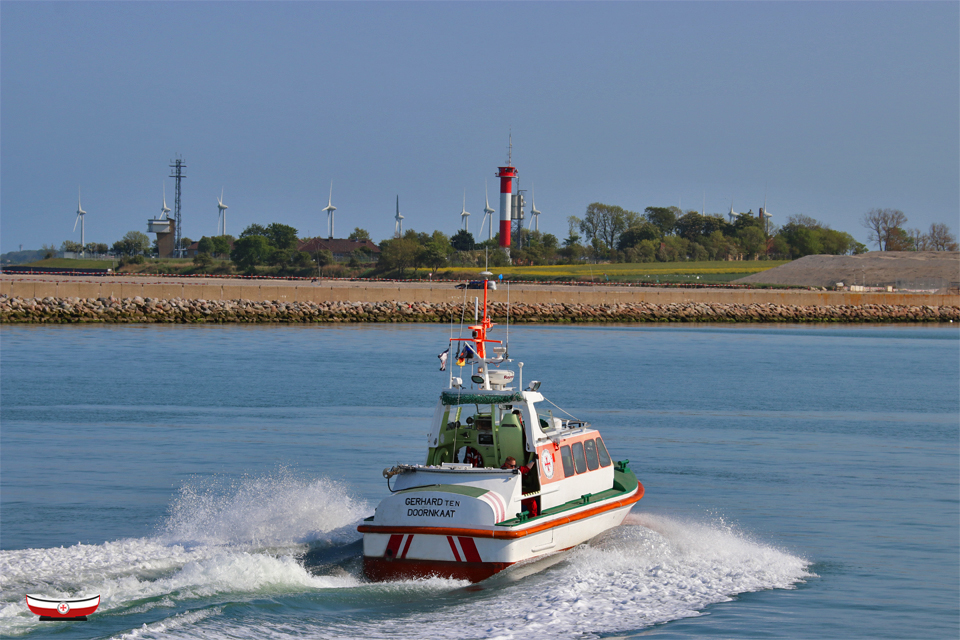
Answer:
[{"xmin": 495, "ymin": 463, "xmax": 639, "ymax": 527}]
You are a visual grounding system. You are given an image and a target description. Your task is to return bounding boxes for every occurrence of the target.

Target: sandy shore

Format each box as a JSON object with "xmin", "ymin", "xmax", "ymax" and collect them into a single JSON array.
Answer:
[{"xmin": 2, "ymin": 273, "xmax": 956, "ymax": 309}]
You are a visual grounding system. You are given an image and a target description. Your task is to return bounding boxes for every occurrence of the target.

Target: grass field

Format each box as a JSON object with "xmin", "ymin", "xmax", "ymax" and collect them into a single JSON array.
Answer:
[
  {"xmin": 23, "ymin": 258, "xmax": 117, "ymax": 269},
  {"xmin": 14, "ymin": 257, "xmax": 792, "ymax": 285},
  {"xmin": 435, "ymin": 260, "xmax": 790, "ymax": 283},
  {"xmin": 21, "ymin": 258, "xmax": 197, "ymax": 272}
]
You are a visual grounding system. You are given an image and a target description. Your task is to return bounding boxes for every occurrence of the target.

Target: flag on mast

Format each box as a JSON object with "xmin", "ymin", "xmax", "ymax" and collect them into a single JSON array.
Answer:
[{"xmin": 456, "ymin": 343, "xmax": 477, "ymax": 367}]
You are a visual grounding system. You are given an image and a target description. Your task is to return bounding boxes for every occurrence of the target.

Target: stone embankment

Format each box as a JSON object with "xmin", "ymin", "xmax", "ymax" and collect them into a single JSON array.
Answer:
[{"xmin": 2, "ymin": 296, "xmax": 957, "ymax": 323}]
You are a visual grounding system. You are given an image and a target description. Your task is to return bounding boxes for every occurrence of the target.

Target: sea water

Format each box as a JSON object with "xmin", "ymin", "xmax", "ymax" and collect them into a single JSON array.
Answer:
[{"xmin": 0, "ymin": 323, "xmax": 957, "ymax": 639}]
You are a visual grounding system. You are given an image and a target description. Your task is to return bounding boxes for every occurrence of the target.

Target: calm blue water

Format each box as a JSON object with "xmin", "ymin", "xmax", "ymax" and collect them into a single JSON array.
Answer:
[{"xmin": 1, "ymin": 323, "xmax": 957, "ymax": 639}]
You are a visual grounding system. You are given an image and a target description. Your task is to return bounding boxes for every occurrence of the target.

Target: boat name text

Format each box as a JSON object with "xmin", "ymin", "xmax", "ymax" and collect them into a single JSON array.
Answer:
[
  {"xmin": 404, "ymin": 497, "xmax": 461, "ymax": 507},
  {"xmin": 407, "ymin": 508, "xmax": 457, "ymax": 518}
]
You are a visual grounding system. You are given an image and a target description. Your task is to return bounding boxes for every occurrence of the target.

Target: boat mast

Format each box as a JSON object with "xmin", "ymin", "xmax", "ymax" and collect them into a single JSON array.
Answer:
[{"xmin": 448, "ymin": 272, "xmax": 501, "ymax": 391}]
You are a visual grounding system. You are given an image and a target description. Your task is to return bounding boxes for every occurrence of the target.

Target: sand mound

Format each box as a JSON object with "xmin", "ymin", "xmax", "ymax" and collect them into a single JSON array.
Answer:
[{"xmin": 734, "ymin": 252, "xmax": 959, "ymax": 289}]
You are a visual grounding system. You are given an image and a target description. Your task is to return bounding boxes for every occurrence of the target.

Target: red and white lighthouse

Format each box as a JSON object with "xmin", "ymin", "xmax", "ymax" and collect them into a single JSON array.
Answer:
[{"xmin": 496, "ymin": 164, "xmax": 517, "ymax": 249}]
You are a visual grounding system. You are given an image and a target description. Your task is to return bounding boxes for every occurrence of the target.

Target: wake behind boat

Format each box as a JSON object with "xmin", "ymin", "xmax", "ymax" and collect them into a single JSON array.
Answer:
[{"xmin": 358, "ymin": 274, "xmax": 643, "ymax": 582}]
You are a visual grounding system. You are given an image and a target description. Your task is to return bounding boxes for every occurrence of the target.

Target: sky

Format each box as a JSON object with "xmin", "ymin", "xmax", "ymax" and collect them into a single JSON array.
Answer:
[{"xmin": 1, "ymin": 1, "xmax": 957, "ymax": 254}]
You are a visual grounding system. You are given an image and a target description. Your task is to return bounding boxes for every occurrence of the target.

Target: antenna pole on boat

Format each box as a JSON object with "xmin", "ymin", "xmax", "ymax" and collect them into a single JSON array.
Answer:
[
  {"xmin": 506, "ymin": 280, "xmax": 510, "ymax": 350},
  {"xmin": 451, "ymin": 285, "xmax": 469, "ymax": 389},
  {"xmin": 449, "ymin": 310, "xmax": 455, "ymax": 389},
  {"xmin": 480, "ymin": 272, "xmax": 494, "ymax": 390}
]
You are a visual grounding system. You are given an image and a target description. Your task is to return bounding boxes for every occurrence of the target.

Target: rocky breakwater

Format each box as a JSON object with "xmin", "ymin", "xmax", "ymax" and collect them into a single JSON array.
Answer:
[{"xmin": 1, "ymin": 295, "xmax": 958, "ymax": 324}]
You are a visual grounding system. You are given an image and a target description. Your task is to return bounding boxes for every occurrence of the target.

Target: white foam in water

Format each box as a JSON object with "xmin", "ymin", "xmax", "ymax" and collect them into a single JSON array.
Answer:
[
  {"xmin": 112, "ymin": 607, "xmax": 223, "ymax": 639},
  {"xmin": 398, "ymin": 512, "xmax": 814, "ymax": 640},
  {"xmin": 161, "ymin": 472, "xmax": 369, "ymax": 547},
  {"xmin": 1, "ymin": 474, "xmax": 813, "ymax": 640},
  {"xmin": 97, "ymin": 512, "xmax": 812, "ymax": 640},
  {"xmin": 0, "ymin": 472, "xmax": 372, "ymax": 636}
]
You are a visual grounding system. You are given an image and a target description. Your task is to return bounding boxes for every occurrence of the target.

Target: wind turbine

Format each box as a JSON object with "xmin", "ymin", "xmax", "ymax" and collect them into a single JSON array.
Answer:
[
  {"xmin": 481, "ymin": 179, "xmax": 496, "ymax": 240},
  {"xmin": 529, "ymin": 183, "xmax": 541, "ymax": 232},
  {"xmin": 161, "ymin": 183, "xmax": 171, "ymax": 219},
  {"xmin": 460, "ymin": 190, "xmax": 470, "ymax": 233},
  {"xmin": 728, "ymin": 199, "xmax": 740, "ymax": 224},
  {"xmin": 217, "ymin": 188, "xmax": 228, "ymax": 236},
  {"xmin": 760, "ymin": 194, "xmax": 773, "ymax": 234},
  {"xmin": 323, "ymin": 181, "xmax": 337, "ymax": 239},
  {"xmin": 394, "ymin": 195, "xmax": 404, "ymax": 238},
  {"xmin": 74, "ymin": 187, "xmax": 87, "ymax": 257}
]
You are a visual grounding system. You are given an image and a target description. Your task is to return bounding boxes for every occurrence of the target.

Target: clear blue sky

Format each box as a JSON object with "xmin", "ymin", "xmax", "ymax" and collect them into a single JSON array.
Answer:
[{"xmin": 1, "ymin": 1, "xmax": 957, "ymax": 254}]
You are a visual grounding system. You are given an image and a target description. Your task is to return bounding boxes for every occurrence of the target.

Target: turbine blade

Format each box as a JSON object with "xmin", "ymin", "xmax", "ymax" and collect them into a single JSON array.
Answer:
[{"xmin": 74, "ymin": 214, "xmax": 80, "ymax": 232}]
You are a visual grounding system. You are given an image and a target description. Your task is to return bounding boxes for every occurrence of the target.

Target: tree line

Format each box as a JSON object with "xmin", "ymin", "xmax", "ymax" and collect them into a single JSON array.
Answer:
[
  {"xmin": 44, "ymin": 203, "xmax": 957, "ymax": 275},
  {"xmin": 860, "ymin": 209, "xmax": 957, "ymax": 251}
]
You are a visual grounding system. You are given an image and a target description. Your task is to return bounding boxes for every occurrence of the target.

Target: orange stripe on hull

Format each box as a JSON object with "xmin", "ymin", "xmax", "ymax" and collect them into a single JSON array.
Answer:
[
  {"xmin": 358, "ymin": 483, "xmax": 643, "ymax": 539},
  {"xmin": 364, "ymin": 557, "xmax": 511, "ymax": 583}
]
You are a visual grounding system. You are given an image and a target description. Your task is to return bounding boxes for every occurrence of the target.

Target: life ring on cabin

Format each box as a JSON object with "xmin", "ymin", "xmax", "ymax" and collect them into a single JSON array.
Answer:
[{"xmin": 463, "ymin": 447, "xmax": 483, "ymax": 468}]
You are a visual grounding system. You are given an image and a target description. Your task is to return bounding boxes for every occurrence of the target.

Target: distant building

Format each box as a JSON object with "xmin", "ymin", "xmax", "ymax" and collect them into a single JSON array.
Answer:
[
  {"xmin": 147, "ymin": 218, "xmax": 176, "ymax": 258},
  {"xmin": 297, "ymin": 237, "xmax": 381, "ymax": 262}
]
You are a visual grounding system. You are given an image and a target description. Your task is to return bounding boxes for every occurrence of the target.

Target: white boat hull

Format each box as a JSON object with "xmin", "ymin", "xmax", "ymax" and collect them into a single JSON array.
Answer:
[{"xmin": 360, "ymin": 483, "xmax": 641, "ymax": 582}]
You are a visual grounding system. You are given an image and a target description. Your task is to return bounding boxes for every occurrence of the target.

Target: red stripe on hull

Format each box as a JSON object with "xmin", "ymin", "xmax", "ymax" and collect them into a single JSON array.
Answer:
[
  {"xmin": 447, "ymin": 535, "xmax": 461, "ymax": 562},
  {"xmin": 457, "ymin": 537, "xmax": 482, "ymax": 563},
  {"xmin": 400, "ymin": 534, "xmax": 414, "ymax": 559},
  {"xmin": 385, "ymin": 534, "xmax": 404, "ymax": 560},
  {"xmin": 364, "ymin": 557, "xmax": 511, "ymax": 583}
]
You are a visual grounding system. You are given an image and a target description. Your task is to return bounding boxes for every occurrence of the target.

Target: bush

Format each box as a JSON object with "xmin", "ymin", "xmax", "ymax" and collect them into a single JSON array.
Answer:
[
  {"xmin": 193, "ymin": 253, "xmax": 213, "ymax": 268},
  {"xmin": 637, "ymin": 240, "xmax": 657, "ymax": 262}
]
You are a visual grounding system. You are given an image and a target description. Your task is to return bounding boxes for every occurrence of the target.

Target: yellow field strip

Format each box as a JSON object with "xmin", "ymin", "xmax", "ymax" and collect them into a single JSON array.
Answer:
[{"xmin": 438, "ymin": 261, "xmax": 789, "ymax": 278}]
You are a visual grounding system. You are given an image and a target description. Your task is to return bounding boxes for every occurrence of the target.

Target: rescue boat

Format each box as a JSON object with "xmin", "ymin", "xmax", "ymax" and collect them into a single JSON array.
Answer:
[{"xmin": 358, "ymin": 274, "xmax": 644, "ymax": 582}]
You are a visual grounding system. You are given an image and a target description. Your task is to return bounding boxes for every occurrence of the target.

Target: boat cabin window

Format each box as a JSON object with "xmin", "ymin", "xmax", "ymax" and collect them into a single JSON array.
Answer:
[
  {"xmin": 473, "ymin": 415, "xmax": 492, "ymax": 430},
  {"xmin": 571, "ymin": 441, "xmax": 587, "ymax": 474},
  {"xmin": 584, "ymin": 439, "xmax": 600, "ymax": 471},
  {"xmin": 596, "ymin": 437, "xmax": 612, "ymax": 467},
  {"xmin": 560, "ymin": 445, "xmax": 575, "ymax": 478}
]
